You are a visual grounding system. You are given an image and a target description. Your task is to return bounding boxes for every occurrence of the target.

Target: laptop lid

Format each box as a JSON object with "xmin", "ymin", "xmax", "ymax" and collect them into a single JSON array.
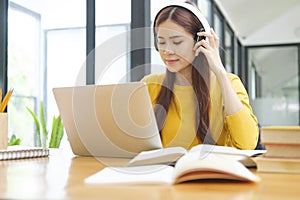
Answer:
[{"xmin": 52, "ymin": 82, "xmax": 162, "ymax": 158}]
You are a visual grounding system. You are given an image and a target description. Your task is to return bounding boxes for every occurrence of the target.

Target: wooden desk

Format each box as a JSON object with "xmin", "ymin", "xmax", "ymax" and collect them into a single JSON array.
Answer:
[{"xmin": 1, "ymin": 147, "xmax": 300, "ymax": 200}]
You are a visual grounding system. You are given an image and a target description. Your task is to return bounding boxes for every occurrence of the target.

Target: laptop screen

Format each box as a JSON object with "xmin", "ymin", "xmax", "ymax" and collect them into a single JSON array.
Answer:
[{"xmin": 53, "ymin": 82, "xmax": 162, "ymax": 158}]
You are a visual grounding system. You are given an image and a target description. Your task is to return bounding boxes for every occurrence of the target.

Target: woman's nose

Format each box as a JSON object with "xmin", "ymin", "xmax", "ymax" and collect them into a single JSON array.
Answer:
[{"xmin": 163, "ymin": 44, "xmax": 175, "ymax": 54}]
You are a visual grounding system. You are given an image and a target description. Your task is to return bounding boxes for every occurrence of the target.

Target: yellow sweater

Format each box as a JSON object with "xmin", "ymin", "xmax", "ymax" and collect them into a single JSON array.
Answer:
[{"xmin": 141, "ymin": 73, "xmax": 259, "ymax": 150}]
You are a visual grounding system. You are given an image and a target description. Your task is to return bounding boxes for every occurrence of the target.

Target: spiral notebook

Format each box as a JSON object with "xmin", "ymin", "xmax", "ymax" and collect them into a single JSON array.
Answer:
[{"xmin": 0, "ymin": 146, "xmax": 49, "ymax": 161}]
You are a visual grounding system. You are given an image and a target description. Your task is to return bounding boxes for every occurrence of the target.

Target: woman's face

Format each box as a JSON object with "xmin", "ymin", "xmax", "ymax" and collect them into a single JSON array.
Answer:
[{"xmin": 156, "ymin": 19, "xmax": 196, "ymax": 75}]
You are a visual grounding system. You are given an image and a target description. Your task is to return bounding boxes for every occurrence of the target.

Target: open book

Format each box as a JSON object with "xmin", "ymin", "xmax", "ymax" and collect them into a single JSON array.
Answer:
[
  {"xmin": 126, "ymin": 144, "xmax": 266, "ymax": 167},
  {"xmin": 85, "ymin": 152, "xmax": 260, "ymax": 185}
]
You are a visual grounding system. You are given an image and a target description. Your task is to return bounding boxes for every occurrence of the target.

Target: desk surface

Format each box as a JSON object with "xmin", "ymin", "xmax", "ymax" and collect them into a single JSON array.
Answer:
[{"xmin": 1, "ymin": 147, "xmax": 300, "ymax": 200}]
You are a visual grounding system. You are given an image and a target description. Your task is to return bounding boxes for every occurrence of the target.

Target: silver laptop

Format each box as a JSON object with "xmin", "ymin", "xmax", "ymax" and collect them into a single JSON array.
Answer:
[{"xmin": 52, "ymin": 82, "xmax": 162, "ymax": 158}]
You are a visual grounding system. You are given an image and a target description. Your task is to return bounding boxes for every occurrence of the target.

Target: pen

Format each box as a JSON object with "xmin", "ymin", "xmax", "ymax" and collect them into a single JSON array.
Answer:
[
  {"xmin": 0, "ymin": 89, "xmax": 13, "ymax": 112},
  {"xmin": 0, "ymin": 88, "xmax": 2, "ymax": 105}
]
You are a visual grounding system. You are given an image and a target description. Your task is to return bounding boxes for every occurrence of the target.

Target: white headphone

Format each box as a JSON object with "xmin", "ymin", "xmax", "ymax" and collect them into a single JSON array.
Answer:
[{"xmin": 153, "ymin": 2, "xmax": 211, "ymax": 50}]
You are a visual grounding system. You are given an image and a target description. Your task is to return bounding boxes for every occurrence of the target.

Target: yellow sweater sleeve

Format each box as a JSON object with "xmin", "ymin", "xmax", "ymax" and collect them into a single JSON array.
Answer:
[{"xmin": 223, "ymin": 74, "xmax": 259, "ymax": 149}]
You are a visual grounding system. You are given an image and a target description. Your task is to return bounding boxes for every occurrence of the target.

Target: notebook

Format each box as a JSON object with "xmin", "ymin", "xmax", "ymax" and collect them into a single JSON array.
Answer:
[
  {"xmin": 0, "ymin": 146, "xmax": 49, "ymax": 161},
  {"xmin": 52, "ymin": 82, "xmax": 162, "ymax": 158}
]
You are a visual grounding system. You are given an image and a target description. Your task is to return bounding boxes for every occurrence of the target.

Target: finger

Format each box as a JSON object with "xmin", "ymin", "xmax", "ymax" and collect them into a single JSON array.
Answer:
[
  {"xmin": 210, "ymin": 28, "xmax": 219, "ymax": 47},
  {"xmin": 196, "ymin": 31, "xmax": 212, "ymax": 42},
  {"xmin": 193, "ymin": 39, "xmax": 209, "ymax": 51},
  {"xmin": 193, "ymin": 40, "xmax": 211, "ymax": 57},
  {"xmin": 194, "ymin": 45, "xmax": 208, "ymax": 57},
  {"xmin": 210, "ymin": 28, "xmax": 217, "ymax": 38}
]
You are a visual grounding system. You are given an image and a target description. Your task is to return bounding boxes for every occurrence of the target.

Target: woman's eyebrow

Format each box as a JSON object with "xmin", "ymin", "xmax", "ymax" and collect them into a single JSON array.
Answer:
[
  {"xmin": 170, "ymin": 35, "xmax": 184, "ymax": 39},
  {"xmin": 157, "ymin": 35, "xmax": 184, "ymax": 39}
]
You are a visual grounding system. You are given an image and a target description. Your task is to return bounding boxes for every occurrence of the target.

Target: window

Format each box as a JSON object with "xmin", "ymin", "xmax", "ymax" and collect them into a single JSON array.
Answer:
[
  {"xmin": 197, "ymin": 0, "xmax": 212, "ymax": 24},
  {"xmin": 95, "ymin": 0, "xmax": 131, "ymax": 84},
  {"xmin": 237, "ymin": 40, "xmax": 243, "ymax": 79},
  {"xmin": 213, "ymin": 8, "xmax": 225, "ymax": 65},
  {"xmin": 7, "ymin": 0, "xmax": 133, "ymax": 147},
  {"xmin": 248, "ymin": 46, "xmax": 299, "ymax": 126},
  {"xmin": 8, "ymin": 0, "xmax": 86, "ymax": 146},
  {"xmin": 8, "ymin": 2, "xmax": 41, "ymax": 145},
  {"xmin": 224, "ymin": 24, "xmax": 234, "ymax": 73}
]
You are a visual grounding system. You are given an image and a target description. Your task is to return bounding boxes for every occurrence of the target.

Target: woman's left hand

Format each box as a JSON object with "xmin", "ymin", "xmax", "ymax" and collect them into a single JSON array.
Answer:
[
  {"xmin": 193, "ymin": 28, "xmax": 226, "ymax": 75},
  {"xmin": 194, "ymin": 28, "xmax": 244, "ymax": 115}
]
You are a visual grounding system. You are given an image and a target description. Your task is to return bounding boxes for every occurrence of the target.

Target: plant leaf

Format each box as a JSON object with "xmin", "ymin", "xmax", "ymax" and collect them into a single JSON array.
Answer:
[
  {"xmin": 49, "ymin": 115, "xmax": 64, "ymax": 148},
  {"xmin": 8, "ymin": 134, "xmax": 21, "ymax": 145},
  {"xmin": 49, "ymin": 116, "xmax": 58, "ymax": 148},
  {"xmin": 56, "ymin": 116, "xmax": 64, "ymax": 147},
  {"xmin": 39, "ymin": 101, "xmax": 48, "ymax": 148},
  {"xmin": 26, "ymin": 107, "xmax": 41, "ymax": 147}
]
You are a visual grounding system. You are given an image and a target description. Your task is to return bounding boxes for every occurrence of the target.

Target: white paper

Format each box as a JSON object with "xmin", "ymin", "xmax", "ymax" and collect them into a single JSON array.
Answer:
[{"xmin": 85, "ymin": 165, "xmax": 174, "ymax": 185}]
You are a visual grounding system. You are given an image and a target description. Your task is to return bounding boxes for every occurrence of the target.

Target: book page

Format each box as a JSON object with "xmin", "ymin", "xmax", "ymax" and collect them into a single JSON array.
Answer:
[
  {"xmin": 189, "ymin": 144, "xmax": 265, "ymax": 156},
  {"xmin": 126, "ymin": 147, "xmax": 187, "ymax": 166},
  {"xmin": 84, "ymin": 165, "xmax": 174, "ymax": 185},
  {"xmin": 172, "ymin": 152, "xmax": 260, "ymax": 183},
  {"xmin": 189, "ymin": 144, "xmax": 266, "ymax": 167}
]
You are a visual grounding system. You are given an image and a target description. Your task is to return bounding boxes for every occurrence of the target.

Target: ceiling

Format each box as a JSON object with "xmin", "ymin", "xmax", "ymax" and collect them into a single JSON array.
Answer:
[{"xmin": 214, "ymin": 0, "xmax": 300, "ymax": 45}]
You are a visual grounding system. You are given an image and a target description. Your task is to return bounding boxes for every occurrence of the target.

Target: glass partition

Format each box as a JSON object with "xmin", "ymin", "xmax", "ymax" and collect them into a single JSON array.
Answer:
[{"xmin": 248, "ymin": 46, "xmax": 299, "ymax": 126}]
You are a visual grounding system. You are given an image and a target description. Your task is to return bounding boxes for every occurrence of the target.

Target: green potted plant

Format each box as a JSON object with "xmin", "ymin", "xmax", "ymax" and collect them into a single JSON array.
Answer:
[{"xmin": 27, "ymin": 101, "xmax": 64, "ymax": 148}]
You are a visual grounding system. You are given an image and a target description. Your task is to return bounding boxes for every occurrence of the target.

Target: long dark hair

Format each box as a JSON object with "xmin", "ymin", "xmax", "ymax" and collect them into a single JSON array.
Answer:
[{"xmin": 154, "ymin": 6, "xmax": 215, "ymax": 144}]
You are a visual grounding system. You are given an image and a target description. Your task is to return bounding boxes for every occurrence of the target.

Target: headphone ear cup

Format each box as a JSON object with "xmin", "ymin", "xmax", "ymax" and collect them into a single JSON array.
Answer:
[{"xmin": 194, "ymin": 28, "xmax": 206, "ymax": 43}]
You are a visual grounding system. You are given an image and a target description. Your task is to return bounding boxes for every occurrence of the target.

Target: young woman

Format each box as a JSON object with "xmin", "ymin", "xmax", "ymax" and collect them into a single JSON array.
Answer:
[{"xmin": 141, "ymin": 3, "xmax": 259, "ymax": 150}]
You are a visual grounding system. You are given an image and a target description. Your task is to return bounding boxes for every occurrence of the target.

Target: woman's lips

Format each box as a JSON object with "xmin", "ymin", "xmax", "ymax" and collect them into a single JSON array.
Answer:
[{"xmin": 165, "ymin": 59, "xmax": 179, "ymax": 65}]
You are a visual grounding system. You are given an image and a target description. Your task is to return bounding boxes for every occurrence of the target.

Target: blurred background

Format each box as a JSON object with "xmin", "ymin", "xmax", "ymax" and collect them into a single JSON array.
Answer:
[{"xmin": 0, "ymin": 0, "xmax": 299, "ymax": 146}]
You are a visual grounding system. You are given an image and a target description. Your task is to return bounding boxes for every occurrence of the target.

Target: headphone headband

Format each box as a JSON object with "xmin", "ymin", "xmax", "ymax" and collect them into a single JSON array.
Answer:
[{"xmin": 153, "ymin": 2, "xmax": 211, "ymax": 34}]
